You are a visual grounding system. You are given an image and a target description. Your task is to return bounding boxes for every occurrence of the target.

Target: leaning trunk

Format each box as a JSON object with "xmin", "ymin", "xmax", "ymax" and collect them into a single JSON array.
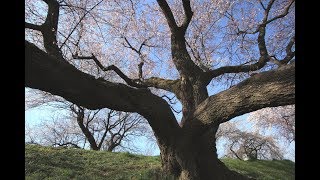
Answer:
[{"xmin": 76, "ymin": 120, "xmax": 99, "ymax": 150}]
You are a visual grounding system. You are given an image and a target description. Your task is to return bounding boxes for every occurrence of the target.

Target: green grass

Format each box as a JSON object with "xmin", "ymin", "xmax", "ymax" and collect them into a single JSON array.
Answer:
[
  {"xmin": 25, "ymin": 144, "xmax": 294, "ymax": 180},
  {"xmin": 220, "ymin": 158, "xmax": 295, "ymax": 179}
]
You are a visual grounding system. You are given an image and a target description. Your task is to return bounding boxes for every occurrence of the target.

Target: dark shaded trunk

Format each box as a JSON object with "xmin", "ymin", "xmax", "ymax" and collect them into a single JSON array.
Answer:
[
  {"xmin": 107, "ymin": 143, "xmax": 117, "ymax": 152},
  {"xmin": 159, "ymin": 125, "xmax": 252, "ymax": 180},
  {"xmin": 76, "ymin": 118, "xmax": 99, "ymax": 150},
  {"xmin": 159, "ymin": 143, "xmax": 181, "ymax": 177}
]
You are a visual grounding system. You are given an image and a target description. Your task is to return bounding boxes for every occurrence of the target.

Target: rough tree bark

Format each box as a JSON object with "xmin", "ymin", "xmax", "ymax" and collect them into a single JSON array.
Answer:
[{"xmin": 25, "ymin": 0, "xmax": 295, "ymax": 179}]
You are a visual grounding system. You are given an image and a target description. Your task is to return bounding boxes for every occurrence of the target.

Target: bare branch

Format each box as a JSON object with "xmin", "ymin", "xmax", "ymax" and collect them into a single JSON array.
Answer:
[
  {"xmin": 60, "ymin": 0, "xmax": 104, "ymax": 49},
  {"xmin": 220, "ymin": 0, "xmax": 289, "ymax": 82},
  {"xmin": 237, "ymin": 0, "xmax": 294, "ymax": 36},
  {"xmin": 25, "ymin": 22, "xmax": 42, "ymax": 31},
  {"xmin": 185, "ymin": 40, "xmax": 209, "ymax": 72},
  {"xmin": 73, "ymin": 53, "xmax": 180, "ymax": 91},
  {"xmin": 236, "ymin": 29, "xmax": 259, "ymax": 36},
  {"xmin": 263, "ymin": 0, "xmax": 276, "ymax": 23},
  {"xmin": 98, "ymin": 129, "xmax": 108, "ymax": 149},
  {"xmin": 161, "ymin": 95, "xmax": 176, "ymax": 104},
  {"xmin": 203, "ymin": 57, "xmax": 267, "ymax": 84},
  {"xmin": 231, "ymin": 0, "xmax": 294, "ymax": 78},
  {"xmin": 230, "ymin": 142, "xmax": 243, "ymax": 160},
  {"xmin": 122, "ymin": 36, "xmax": 140, "ymax": 54},
  {"xmin": 170, "ymin": 106, "xmax": 182, "ymax": 114},
  {"xmin": 26, "ymin": 40, "xmax": 181, "ymax": 145},
  {"xmin": 265, "ymin": 0, "xmax": 295, "ymax": 24},
  {"xmin": 259, "ymin": 0, "xmax": 267, "ymax": 10},
  {"xmin": 121, "ymin": 36, "xmax": 155, "ymax": 79},
  {"xmin": 73, "ymin": 54, "xmax": 147, "ymax": 88},
  {"xmin": 268, "ymin": 35, "xmax": 294, "ymax": 67}
]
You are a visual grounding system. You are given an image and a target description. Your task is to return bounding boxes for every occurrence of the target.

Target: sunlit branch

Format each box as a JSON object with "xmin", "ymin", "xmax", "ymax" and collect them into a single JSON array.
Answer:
[
  {"xmin": 187, "ymin": 63, "xmax": 295, "ymax": 135},
  {"xmin": 203, "ymin": 57, "xmax": 268, "ymax": 85}
]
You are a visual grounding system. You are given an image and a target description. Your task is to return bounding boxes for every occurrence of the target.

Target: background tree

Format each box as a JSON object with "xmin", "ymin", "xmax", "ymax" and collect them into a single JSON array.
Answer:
[
  {"xmin": 26, "ymin": 107, "xmax": 150, "ymax": 152},
  {"xmin": 69, "ymin": 105, "xmax": 147, "ymax": 151},
  {"xmin": 248, "ymin": 105, "xmax": 295, "ymax": 143},
  {"xmin": 34, "ymin": 116, "xmax": 84, "ymax": 148},
  {"xmin": 217, "ymin": 122, "xmax": 283, "ymax": 161},
  {"xmin": 26, "ymin": 89, "xmax": 151, "ymax": 152},
  {"xmin": 25, "ymin": 0, "xmax": 295, "ymax": 179}
]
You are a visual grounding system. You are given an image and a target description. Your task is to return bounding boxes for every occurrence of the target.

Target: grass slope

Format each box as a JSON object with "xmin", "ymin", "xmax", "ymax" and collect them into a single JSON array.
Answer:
[{"xmin": 25, "ymin": 144, "xmax": 294, "ymax": 180}]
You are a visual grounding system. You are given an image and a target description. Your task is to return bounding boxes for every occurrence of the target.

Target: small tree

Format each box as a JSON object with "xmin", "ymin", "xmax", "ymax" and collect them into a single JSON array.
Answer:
[
  {"xmin": 35, "ymin": 116, "xmax": 84, "ymax": 148},
  {"xmin": 28, "ymin": 108, "xmax": 150, "ymax": 152},
  {"xmin": 26, "ymin": 88, "xmax": 151, "ymax": 152},
  {"xmin": 69, "ymin": 105, "xmax": 148, "ymax": 151}
]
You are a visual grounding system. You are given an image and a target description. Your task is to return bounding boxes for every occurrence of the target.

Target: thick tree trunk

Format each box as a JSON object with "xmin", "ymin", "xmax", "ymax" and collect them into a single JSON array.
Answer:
[
  {"xmin": 159, "ymin": 126, "xmax": 252, "ymax": 180},
  {"xmin": 177, "ymin": 142, "xmax": 250, "ymax": 180},
  {"xmin": 160, "ymin": 144, "xmax": 251, "ymax": 180},
  {"xmin": 159, "ymin": 144, "xmax": 181, "ymax": 177}
]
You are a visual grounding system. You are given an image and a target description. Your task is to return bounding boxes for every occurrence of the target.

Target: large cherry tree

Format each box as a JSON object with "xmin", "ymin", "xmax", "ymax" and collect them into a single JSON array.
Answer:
[{"xmin": 25, "ymin": 0, "xmax": 295, "ymax": 179}]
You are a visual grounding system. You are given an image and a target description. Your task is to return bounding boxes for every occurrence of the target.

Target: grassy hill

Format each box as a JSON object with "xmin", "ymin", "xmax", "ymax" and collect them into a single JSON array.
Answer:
[{"xmin": 25, "ymin": 144, "xmax": 294, "ymax": 180}]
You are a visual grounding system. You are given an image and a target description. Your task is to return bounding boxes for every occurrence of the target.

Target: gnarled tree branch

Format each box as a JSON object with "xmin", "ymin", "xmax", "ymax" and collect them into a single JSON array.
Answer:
[
  {"xmin": 72, "ymin": 54, "xmax": 180, "ymax": 92},
  {"xmin": 204, "ymin": 0, "xmax": 293, "ymax": 84},
  {"xmin": 185, "ymin": 63, "xmax": 295, "ymax": 135},
  {"xmin": 73, "ymin": 54, "xmax": 148, "ymax": 88},
  {"xmin": 25, "ymin": 40, "xmax": 181, "ymax": 145},
  {"xmin": 265, "ymin": 0, "xmax": 295, "ymax": 24},
  {"xmin": 203, "ymin": 57, "xmax": 267, "ymax": 85},
  {"xmin": 143, "ymin": 77, "xmax": 180, "ymax": 92}
]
